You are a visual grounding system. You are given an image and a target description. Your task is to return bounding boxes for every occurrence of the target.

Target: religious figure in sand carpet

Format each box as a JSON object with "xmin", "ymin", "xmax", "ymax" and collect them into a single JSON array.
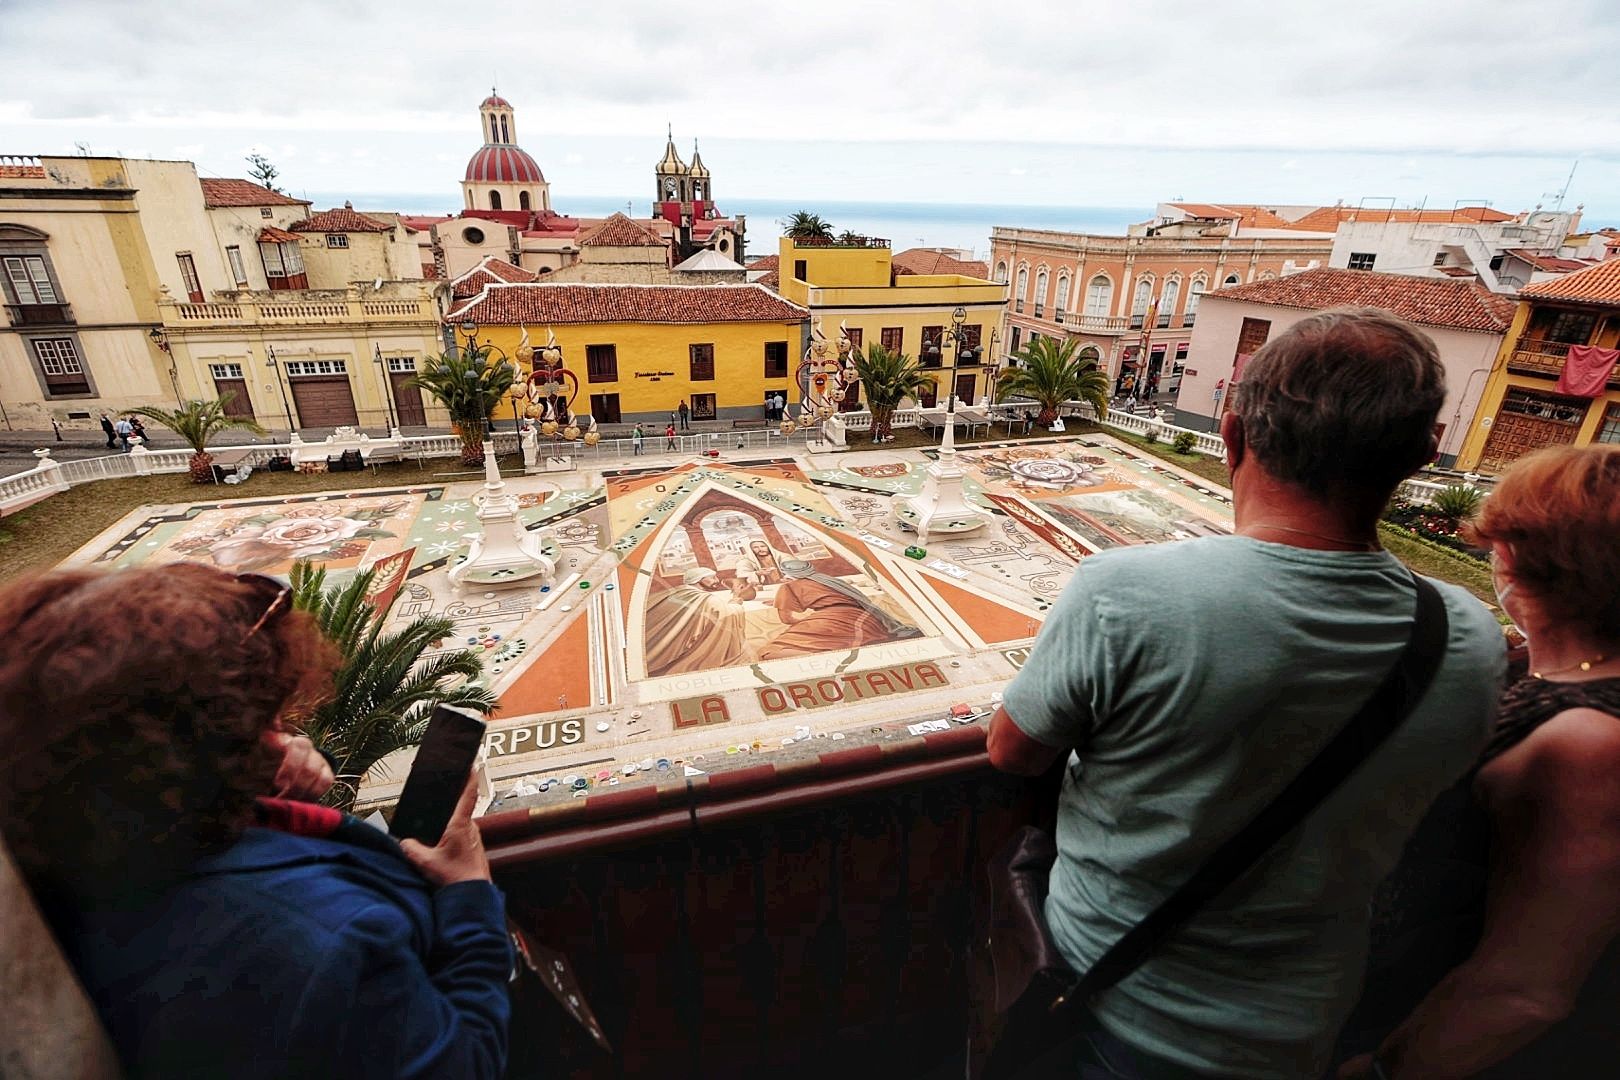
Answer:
[
  {"xmin": 643, "ymin": 567, "xmax": 757, "ymax": 677},
  {"xmin": 757, "ymin": 559, "xmax": 923, "ymax": 660},
  {"xmin": 731, "ymin": 538, "xmax": 792, "ymax": 588}
]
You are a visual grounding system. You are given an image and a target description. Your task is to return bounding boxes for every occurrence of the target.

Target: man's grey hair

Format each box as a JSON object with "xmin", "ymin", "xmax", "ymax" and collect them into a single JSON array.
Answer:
[{"xmin": 1231, "ymin": 307, "xmax": 1446, "ymax": 500}]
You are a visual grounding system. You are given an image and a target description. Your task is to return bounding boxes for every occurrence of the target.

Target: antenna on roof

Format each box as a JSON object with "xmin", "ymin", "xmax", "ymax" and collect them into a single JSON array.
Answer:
[{"xmin": 1544, "ymin": 160, "xmax": 1579, "ymax": 211}]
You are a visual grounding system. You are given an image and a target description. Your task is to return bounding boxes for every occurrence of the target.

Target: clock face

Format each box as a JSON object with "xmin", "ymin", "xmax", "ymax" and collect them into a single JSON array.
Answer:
[{"xmin": 664, "ymin": 177, "xmax": 678, "ymax": 196}]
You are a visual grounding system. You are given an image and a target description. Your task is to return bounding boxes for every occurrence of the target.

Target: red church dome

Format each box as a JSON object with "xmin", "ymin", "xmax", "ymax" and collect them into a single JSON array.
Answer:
[
  {"xmin": 481, "ymin": 93, "xmax": 512, "ymax": 109},
  {"xmin": 464, "ymin": 145, "xmax": 545, "ymax": 184}
]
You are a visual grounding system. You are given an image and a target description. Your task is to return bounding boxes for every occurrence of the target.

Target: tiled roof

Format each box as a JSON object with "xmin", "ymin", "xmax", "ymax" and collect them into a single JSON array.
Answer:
[
  {"xmin": 450, "ymin": 256, "xmax": 537, "ymax": 298},
  {"xmin": 892, "ymin": 248, "xmax": 991, "ymax": 279},
  {"xmin": 447, "ymin": 283, "xmax": 808, "ymax": 326},
  {"xmin": 1208, "ymin": 267, "xmax": 1517, "ymax": 333},
  {"xmin": 1503, "ymin": 248, "xmax": 1597, "ymax": 274},
  {"xmin": 1169, "ymin": 203, "xmax": 1242, "ymax": 220},
  {"xmin": 0, "ymin": 164, "xmax": 46, "ymax": 179},
  {"xmin": 401, "ymin": 214, "xmax": 453, "ymax": 233},
  {"xmin": 1437, "ymin": 266, "xmax": 1479, "ymax": 277},
  {"xmin": 748, "ymin": 255, "xmax": 779, "ymax": 271},
  {"xmin": 290, "ymin": 207, "xmax": 393, "ymax": 234},
  {"xmin": 200, "ymin": 178, "xmax": 309, "ymax": 208},
  {"xmin": 1519, "ymin": 258, "xmax": 1620, "ymax": 306},
  {"xmin": 756, "ymin": 269, "xmax": 780, "ymax": 291},
  {"xmin": 578, "ymin": 212, "xmax": 664, "ymax": 248},
  {"xmin": 257, "ymin": 225, "xmax": 302, "ymax": 243},
  {"xmin": 464, "ymin": 144, "xmax": 544, "ymax": 184}
]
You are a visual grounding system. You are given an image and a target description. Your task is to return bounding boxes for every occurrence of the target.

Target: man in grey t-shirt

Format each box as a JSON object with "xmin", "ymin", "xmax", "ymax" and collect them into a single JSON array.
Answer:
[{"xmin": 988, "ymin": 309, "xmax": 1505, "ymax": 1078}]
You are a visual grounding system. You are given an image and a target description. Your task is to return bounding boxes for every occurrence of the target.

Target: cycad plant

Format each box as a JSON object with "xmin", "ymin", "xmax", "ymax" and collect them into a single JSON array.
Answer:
[
  {"xmin": 411, "ymin": 344, "xmax": 516, "ymax": 466},
  {"xmin": 290, "ymin": 561, "xmax": 496, "ymax": 809},
  {"xmin": 131, "ymin": 395, "xmax": 266, "ymax": 482},
  {"xmin": 996, "ymin": 335, "xmax": 1110, "ymax": 428},
  {"xmin": 850, "ymin": 343, "xmax": 935, "ymax": 442},
  {"xmin": 1431, "ymin": 484, "xmax": 1485, "ymax": 529},
  {"xmin": 784, "ymin": 211, "xmax": 834, "ymax": 241}
]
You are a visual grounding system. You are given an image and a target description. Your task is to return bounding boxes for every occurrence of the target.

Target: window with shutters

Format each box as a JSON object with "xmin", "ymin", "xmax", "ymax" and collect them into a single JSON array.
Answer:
[
  {"xmin": 1158, "ymin": 279, "xmax": 1180, "ymax": 329},
  {"xmin": 1130, "ymin": 278, "xmax": 1153, "ymax": 328},
  {"xmin": 3, "ymin": 254, "xmax": 59, "ymax": 305},
  {"xmin": 1054, "ymin": 274, "xmax": 1070, "ymax": 323},
  {"xmin": 689, "ymin": 343, "xmax": 715, "ymax": 381},
  {"xmin": 32, "ymin": 337, "xmax": 90, "ymax": 395},
  {"xmin": 1185, "ymin": 279, "xmax": 1205, "ymax": 325},
  {"xmin": 920, "ymin": 326, "xmax": 944, "ymax": 367},
  {"xmin": 1034, "ymin": 270, "xmax": 1048, "ymax": 318},
  {"xmin": 176, "ymin": 253, "xmax": 203, "ymax": 303},
  {"xmin": 586, "ymin": 344, "xmax": 618, "ymax": 383},
  {"xmin": 880, "ymin": 327, "xmax": 903, "ymax": 352},
  {"xmin": 225, "ymin": 245, "xmax": 248, "ymax": 286},
  {"xmin": 1084, "ymin": 275, "xmax": 1112, "ymax": 319}
]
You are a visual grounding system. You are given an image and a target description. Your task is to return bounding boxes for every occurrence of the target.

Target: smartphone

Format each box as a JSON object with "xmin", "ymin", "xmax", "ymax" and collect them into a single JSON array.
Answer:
[{"xmin": 389, "ymin": 704, "xmax": 488, "ymax": 845}]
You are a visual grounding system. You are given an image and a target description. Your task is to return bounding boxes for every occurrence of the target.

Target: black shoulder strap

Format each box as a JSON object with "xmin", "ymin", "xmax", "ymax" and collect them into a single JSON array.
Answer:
[{"xmin": 1056, "ymin": 574, "xmax": 1450, "ymax": 1011}]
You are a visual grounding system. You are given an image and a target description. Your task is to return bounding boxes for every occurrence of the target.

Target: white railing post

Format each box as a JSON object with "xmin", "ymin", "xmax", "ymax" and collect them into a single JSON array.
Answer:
[{"xmin": 128, "ymin": 440, "xmax": 153, "ymax": 476}]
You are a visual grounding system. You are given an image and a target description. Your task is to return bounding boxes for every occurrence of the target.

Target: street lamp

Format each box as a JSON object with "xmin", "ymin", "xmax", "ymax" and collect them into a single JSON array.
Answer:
[
  {"xmin": 372, "ymin": 344, "xmax": 398, "ymax": 434},
  {"xmin": 942, "ymin": 306, "xmax": 970, "ymax": 410},
  {"xmin": 264, "ymin": 347, "xmax": 298, "ymax": 433}
]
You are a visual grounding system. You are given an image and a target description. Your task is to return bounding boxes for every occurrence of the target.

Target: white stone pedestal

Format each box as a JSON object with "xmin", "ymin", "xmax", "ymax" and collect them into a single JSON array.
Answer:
[
  {"xmin": 895, "ymin": 404, "xmax": 990, "ymax": 545},
  {"xmin": 447, "ymin": 441, "xmax": 556, "ymax": 590}
]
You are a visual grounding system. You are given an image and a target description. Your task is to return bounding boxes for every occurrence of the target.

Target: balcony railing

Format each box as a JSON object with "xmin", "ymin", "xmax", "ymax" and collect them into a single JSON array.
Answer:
[
  {"xmin": 4, "ymin": 302, "xmax": 74, "ymax": 326},
  {"xmin": 1505, "ymin": 338, "xmax": 1571, "ymax": 377},
  {"xmin": 1034, "ymin": 303, "xmax": 1044, "ymax": 318},
  {"xmin": 1055, "ymin": 311, "xmax": 1065, "ymax": 324},
  {"xmin": 1130, "ymin": 314, "xmax": 1145, "ymax": 329},
  {"xmin": 1074, "ymin": 314, "xmax": 1127, "ymax": 333},
  {"xmin": 1014, "ymin": 300, "xmax": 1024, "ymax": 313},
  {"xmin": 162, "ymin": 289, "xmax": 437, "ymax": 329}
]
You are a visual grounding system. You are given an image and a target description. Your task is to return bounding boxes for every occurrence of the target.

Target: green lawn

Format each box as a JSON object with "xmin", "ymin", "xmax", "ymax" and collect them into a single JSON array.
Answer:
[{"xmin": 0, "ymin": 456, "xmax": 519, "ymax": 585}]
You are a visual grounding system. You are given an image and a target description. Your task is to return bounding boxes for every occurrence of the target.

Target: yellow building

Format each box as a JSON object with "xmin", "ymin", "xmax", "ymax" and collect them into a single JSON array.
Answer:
[
  {"xmin": 1456, "ymin": 259, "xmax": 1620, "ymax": 474},
  {"xmin": 444, "ymin": 282, "xmax": 808, "ymax": 425},
  {"xmin": 775, "ymin": 236, "xmax": 1008, "ymax": 408}
]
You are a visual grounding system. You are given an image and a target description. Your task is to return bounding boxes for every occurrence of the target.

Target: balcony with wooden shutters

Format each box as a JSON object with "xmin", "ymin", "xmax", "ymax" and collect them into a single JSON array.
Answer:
[{"xmin": 1506, "ymin": 338, "xmax": 1620, "ymax": 389}]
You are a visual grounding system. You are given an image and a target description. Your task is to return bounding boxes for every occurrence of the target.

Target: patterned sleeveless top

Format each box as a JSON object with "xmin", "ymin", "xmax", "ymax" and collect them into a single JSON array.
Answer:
[{"xmin": 1337, "ymin": 675, "xmax": 1620, "ymax": 1069}]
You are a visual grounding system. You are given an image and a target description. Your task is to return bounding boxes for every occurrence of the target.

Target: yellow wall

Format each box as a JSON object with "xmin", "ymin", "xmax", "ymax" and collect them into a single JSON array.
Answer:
[
  {"xmin": 1455, "ymin": 298, "xmax": 1620, "ymax": 471},
  {"xmin": 776, "ymin": 237, "xmax": 1010, "ymax": 406},
  {"xmin": 476, "ymin": 317, "xmax": 806, "ymax": 422}
]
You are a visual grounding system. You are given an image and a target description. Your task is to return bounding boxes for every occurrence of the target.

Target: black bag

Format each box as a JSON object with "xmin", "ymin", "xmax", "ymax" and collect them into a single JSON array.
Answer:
[{"xmin": 969, "ymin": 575, "xmax": 1449, "ymax": 1079}]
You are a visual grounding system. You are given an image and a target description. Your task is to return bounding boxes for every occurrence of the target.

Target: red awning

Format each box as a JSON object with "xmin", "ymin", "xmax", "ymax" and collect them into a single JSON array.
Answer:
[{"xmin": 1558, "ymin": 345, "xmax": 1620, "ymax": 398}]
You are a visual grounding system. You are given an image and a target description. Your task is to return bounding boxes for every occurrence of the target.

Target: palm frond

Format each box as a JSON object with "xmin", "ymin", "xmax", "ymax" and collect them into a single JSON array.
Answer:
[
  {"xmin": 996, "ymin": 336, "xmax": 1110, "ymax": 424},
  {"xmin": 130, "ymin": 396, "xmax": 267, "ymax": 453}
]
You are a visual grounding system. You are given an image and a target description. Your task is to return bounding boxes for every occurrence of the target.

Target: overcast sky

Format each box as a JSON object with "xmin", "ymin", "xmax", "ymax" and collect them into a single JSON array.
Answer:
[{"xmin": 2, "ymin": 0, "xmax": 1617, "ymax": 226}]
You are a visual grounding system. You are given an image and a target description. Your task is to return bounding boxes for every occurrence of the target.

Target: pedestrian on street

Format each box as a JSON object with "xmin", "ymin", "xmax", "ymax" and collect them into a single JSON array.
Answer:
[
  {"xmin": 1022, "ymin": 409, "xmax": 1035, "ymax": 435},
  {"xmin": 130, "ymin": 417, "xmax": 147, "ymax": 446},
  {"xmin": 678, "ymin": 399, "xmax": 690, "ymax": 431},
  {"xmin": 100, "ymin": 413, "xmax": 117, "ymax": 449},
  {"xmin": 114, "ymin": 416, "xmax": 133, "ymax": 452},
  {"xmin": 632, "ymin": 425, "xmax": 644, "ymax": 456},
  {"xmin": 51, "ymin": 417, "xmax": 62, "ymax": 442},
  {"xmin": 665, "ymin": 423, "xmax": 677, "ymax": 452}
]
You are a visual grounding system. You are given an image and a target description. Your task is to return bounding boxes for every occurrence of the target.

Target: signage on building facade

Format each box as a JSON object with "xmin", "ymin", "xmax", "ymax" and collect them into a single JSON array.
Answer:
[
  {"xmin": 484, "ymin": 716, "xmax": 585, "ymax": 757},
  {"xmin": 634, "ymin": 370, "xmax": 676, "ymax": 382}
]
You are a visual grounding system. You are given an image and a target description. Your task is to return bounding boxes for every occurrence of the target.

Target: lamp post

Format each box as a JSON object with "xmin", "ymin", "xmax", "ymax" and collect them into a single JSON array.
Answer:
[
  {"xmin": 264, "ymin": 347, "xmax": 298, "ymax": 434},
  {"xmin": 459, "ymin": 319, "xmax": 516, "ymax": 437},
  {"xmin": 942, "ymin": 305, "xmax": 969, "ymax": 411},
  {"xmin": 372, "ymin": 344, "xmax": 398, "ymax": 434}
]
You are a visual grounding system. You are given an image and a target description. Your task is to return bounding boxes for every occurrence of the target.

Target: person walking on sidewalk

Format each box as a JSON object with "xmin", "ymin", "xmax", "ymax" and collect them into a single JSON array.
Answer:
[
  {"xmin": 113, "ymin": 416, "xmax": 133, "ymax": 452},
  {"xmin": 100, "ymin": 413, "xmax": 117, "ymax": 449},
  {"xmin": 665, "ymin": 423, "xmax": 678, "ymax": 452},
  {"xmin": 678, "ymin": 399, "xmax": 690, "ymax": 431},
  {"xmin": 631, "ymin": 424, "xmax": 644, "ymax": 456}
]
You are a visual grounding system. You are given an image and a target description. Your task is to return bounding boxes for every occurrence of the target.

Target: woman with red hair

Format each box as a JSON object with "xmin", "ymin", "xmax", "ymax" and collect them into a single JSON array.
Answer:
[
  {"xmin": 1341, "ymin": 444, "xmax": 1620, "ymax": 1076},
  {"xmin": 0, "ymin": 564, "xmax": 511, "ymax": 1079}
]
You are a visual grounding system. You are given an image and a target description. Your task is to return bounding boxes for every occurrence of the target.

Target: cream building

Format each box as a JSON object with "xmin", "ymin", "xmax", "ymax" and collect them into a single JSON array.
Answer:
[{"xmin": 0, "ymin": 153, "xmax": 444, "ymax": 435}]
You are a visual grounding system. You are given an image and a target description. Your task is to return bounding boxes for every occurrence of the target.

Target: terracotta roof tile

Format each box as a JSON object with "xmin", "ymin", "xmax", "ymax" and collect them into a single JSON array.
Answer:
[
  {"xmin": 1519, "ymin": 258, "xmax": 1620, "ymax": 306},
  {"xmin": 1209, "ymin": 267, "xmax": 1516, "ymax": 332},
  {"xmin": 290, "ymin": 207, "xmax": 393, "ymax": 233},
  {"xmin": 450, "ymin": 255, "xmax": 537, "ymax": 298},
  {"xmin": 257, "ymin": 225, "xmax": 302, "ymax": 243},
  {"xmin": 578, "ymin": 212, "xmax": 664, "ymax": 248},
  {"xmin": 401, "ymin": 214, "xmax": 453, "ymax": 232},
  {"xmin": 1168, "ymin": 203, "xmax": 1242, "ymax": 220},
  {"xmin": 200, "ymin": 178, "xmax": 310, "ymax": 208},
  {"xmin": 891, "ymin": 248, "xmax": 991, "ymax": 279},
  {"xmin": 1287, "ymin": 205, "xmax": 1514, "ymax": 233},
  {"xmin": 1503, "ymin": 248, "xmax": 1597, "ymax": 274},
  {"xmin": 757, "ymin": 270, "xmax": 780, "ymax": 290},
  {"xmin": 447, "ymin": 283, "xmax": 807, "ymax": 326},
  {"xmin": 748, "ymin": 255, "xmax": 779, "ymax": 271}
]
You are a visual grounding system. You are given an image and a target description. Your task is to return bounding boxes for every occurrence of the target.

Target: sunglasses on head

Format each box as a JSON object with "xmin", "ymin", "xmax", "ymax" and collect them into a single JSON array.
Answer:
[{"xmin": 238, "ymin": 573, "xmax": 293, "ymax": 644}]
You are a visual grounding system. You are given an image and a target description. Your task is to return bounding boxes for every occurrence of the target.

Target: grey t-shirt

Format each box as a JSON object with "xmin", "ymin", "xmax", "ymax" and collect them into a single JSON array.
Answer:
[{"xmin": 1003, "ymin": 535, "xmax": 1505, "ymax": 1078}]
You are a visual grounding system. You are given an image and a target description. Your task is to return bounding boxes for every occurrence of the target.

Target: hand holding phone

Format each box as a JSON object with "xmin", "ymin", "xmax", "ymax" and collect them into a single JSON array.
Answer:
[
  {"xmin": 390, "ymin": 704, "xmax": 487, "ymax": 845},
  {"xmin": 400, "ymin": 771, "xmax": 490, "ymax": 887}
]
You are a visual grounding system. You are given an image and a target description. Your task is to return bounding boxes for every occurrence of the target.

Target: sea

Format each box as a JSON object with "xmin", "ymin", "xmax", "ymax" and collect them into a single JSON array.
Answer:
[{"xmin": 313, "ymin": 192, "xmax": 1149, "ymax": 263}]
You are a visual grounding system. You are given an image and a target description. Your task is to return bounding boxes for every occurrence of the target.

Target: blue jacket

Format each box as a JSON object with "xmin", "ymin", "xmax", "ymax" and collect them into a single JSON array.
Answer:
[{"xmin": 61, "ymin": 822, "xmax": 513, "ymax": 1079}]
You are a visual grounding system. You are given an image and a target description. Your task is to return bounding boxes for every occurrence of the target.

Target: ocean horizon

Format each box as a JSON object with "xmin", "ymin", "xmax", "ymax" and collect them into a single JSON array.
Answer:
[{"xmin": 311, "ymin": 192, "xmax": 1150, "ymax": 262}]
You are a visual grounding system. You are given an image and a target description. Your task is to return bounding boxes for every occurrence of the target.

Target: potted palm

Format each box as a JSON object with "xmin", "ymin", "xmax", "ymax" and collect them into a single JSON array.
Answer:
[
  {"xmin": 290, "ymin": 561, "xmax": 496, "ymax": 810},
  {"xmin": 411, "ymin": 344, "xmax": 515, "ymax": 466},
  {"xmin": 783, "ymin": 211, "xmax": 835, "ymax": 241},
  {"xmin": 132, "ymin": 394, "xmax": 266, "ymax": 483},
  {"xmin": 850, "ymin": 343, "xmax": 934, "ymax": 443},
  {"xmin": 996, "ymin": 336, "xmax": 1110, "ymax": 428}
]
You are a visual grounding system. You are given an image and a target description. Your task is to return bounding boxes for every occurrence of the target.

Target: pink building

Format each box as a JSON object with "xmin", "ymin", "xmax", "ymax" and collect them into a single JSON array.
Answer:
[{"xmin": 1173, "ymin": 268, "xmax": 1516, "ymax": 466}]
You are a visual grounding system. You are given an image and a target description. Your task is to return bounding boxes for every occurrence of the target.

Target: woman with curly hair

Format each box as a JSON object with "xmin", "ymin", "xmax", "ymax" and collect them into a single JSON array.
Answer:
[
  {"xmin": 1340, "ymin": 444, "xmax": 1620, "ymax": 1077},
  {"xmin": 0, "ymin": 564, "xmax": 512, "ymax": 1079}
]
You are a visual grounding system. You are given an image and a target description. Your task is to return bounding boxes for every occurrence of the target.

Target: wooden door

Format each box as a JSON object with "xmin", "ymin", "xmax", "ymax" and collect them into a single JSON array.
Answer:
[
  {"xmin": 954, "ymin": 372, "xmax": 976, "ymax": 406},
  {"xmin": 1478, "ymin": 390, "xmax": 1585, "ymax": 474},
  {"xmin": 590, "ymin": 393, "xmax": 621, "ymax": 424},
  {"xmin": 690, "ymin": 393, "xmax": 716, "ymax": 420},
  {"xmin": 289, "ymin": 376, "xmax": 359, "ymax": 429},
  {"xmin": 214, "ymin": 379, "xmax": 255, "ymax": 420},
  {"xmin": 390, "ymin": 372, "xmax": 425, "ymax": 427}
]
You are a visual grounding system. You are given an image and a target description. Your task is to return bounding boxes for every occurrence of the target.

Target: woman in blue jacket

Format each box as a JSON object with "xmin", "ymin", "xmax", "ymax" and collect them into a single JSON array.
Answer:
[{"xmin": 0, "ymin": 564, "xmax": 512, "ymax": 1079}]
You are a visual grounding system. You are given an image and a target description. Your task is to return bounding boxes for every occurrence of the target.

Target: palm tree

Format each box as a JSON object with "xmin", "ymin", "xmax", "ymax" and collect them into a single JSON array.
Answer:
[
  {"xmin": 996, "ymin": 336, "xmax": 1110, "ymax": 428},
  {"xmin": 836, "ymin": 229, "xmax": 864, "ymax": 245},
  {"xmin": 131, "ymin": 395, "xmax": 266, "ymax": 483},
  {"xmin": 290, "ymin": 561, "xmax": 496, "ymax": 810},
  {"xmin": 411, "ymin": 344, "xmax": 516, "ymax": 466},
  {"xmin": 850, "ymin": 343, "xmax": 934, "ymax": 442},
  {"xmin": 784, "ymin": 211, "xmax": 834, "ymax": 241}
]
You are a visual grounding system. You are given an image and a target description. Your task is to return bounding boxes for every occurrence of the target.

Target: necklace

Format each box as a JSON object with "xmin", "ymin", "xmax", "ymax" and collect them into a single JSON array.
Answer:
[
  {"xmin": 1240, "ymin": 523, "xmax": 1381, "ymax": 552},
  {"xmin": 1533, "ymin": 654, "xmax": 1611, "ymax": 680}
]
